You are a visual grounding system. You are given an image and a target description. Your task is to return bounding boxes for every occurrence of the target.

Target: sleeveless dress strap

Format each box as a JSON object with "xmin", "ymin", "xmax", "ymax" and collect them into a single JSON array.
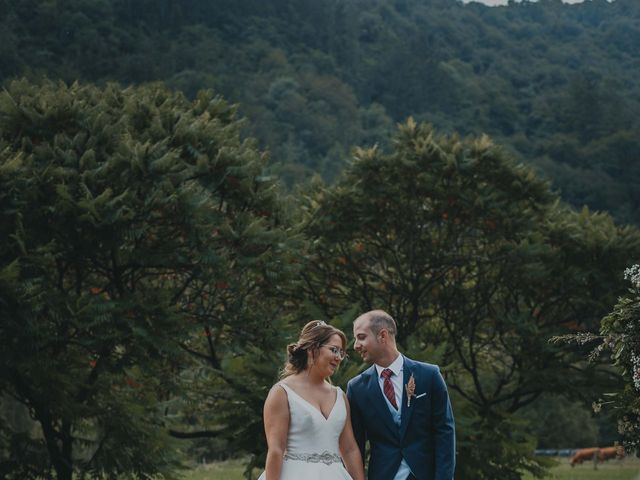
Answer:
[{"xmin": 276, "ymin": 382, "xmax": 293, "ymax": 395}]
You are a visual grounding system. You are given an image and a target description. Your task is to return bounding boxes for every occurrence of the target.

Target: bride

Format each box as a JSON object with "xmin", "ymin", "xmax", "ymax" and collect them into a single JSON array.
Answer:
[{"xmin": 258, "ymin": 321, "xmax": 365, "ymax": 480}]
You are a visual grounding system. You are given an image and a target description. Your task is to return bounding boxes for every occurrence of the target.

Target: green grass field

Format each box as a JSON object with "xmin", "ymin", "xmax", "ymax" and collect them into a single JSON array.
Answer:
[
  {"xmin": 181, "ymin": 460, "xmax": 248, "ymax": 480},
  {"xmin": 184, "ymin": 457, "xmax": 640, "ymax": 480},
  {"xmin": 521, "ymin": 456, "xmax": 640, "ymax": 480}
]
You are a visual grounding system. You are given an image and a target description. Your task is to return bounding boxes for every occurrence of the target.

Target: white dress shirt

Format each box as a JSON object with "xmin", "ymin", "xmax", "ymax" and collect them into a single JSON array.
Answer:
[
  {"xmin": 375, "ymin": 353, "xmax": 404, "ymax": 413},
  {"xmin": 375, "ymin": 354, "xmax": 413, "ymax": 480}
]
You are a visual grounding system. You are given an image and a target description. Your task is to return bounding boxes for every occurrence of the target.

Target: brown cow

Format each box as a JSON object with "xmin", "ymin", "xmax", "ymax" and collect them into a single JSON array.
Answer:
[{"xmin": 570, "ymin": 446, "xmax": 625, "ymax": 469}]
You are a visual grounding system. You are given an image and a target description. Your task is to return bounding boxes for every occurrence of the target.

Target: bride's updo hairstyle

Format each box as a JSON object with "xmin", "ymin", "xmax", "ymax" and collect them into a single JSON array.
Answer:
[{"xmin": 281, "ymin": 320, "xmax": 347, "ymax": 378}]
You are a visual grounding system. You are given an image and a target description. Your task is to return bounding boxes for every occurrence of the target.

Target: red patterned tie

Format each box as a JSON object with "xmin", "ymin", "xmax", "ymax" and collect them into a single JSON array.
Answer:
[{"xmin": 381, "ymin": 368, "xmax": 398, "ymax": 409}]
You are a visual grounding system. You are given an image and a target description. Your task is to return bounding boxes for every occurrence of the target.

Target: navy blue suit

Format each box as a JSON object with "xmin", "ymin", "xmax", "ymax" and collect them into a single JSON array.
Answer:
[{"xmin": 346, "ymin": 356, "xmax": 455, "ymax": 480}]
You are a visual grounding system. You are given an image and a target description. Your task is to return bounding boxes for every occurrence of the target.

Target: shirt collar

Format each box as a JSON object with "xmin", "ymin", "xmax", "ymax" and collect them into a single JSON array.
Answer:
[{"xmin": 375, "ymin": 353, "xmax": 403, "ymax": 378}]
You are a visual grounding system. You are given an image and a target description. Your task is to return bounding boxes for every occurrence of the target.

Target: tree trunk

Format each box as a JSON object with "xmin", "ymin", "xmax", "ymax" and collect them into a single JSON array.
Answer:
[{"xmin": 36, "ymin": 408, "xmax": 74, "ymax": 480}]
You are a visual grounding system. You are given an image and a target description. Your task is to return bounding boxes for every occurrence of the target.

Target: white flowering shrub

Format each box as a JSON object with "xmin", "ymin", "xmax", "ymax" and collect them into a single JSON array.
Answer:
[
  {"xmin": 625, "ymin": 265, "xmax": 640, "ymax": 289},
  {"xmin": 596, "ymin": 264, "xmax": 640, "ymax": 451},
  {"xmin": 557, "ymin": 264, "xmax": 640, "ymax": 451}
]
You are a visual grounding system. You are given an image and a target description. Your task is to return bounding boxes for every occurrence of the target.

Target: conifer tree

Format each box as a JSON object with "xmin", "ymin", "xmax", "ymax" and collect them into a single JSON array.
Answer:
[
  {"xmin": 301, "ymin": 119, "xmax": 640, "ymax": 479},
  {"xmin": 0, "ymin": 79, "xmax": 300, "ymax": 479}
]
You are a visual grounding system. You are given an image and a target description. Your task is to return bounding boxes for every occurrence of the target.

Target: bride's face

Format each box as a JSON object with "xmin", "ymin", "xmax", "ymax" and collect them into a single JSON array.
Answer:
[{"xmin": 314, "ymin": 333, "xmax": 345, "ymax": 377}]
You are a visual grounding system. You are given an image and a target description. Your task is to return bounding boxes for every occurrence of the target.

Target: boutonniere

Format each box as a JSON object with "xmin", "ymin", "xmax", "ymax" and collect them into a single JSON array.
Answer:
[{"xmin": 406, "ymin": 373, "xmax": 416, "ymax": 407}]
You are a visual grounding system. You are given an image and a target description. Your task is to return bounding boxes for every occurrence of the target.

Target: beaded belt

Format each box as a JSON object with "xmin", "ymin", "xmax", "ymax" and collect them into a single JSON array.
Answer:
[{"xmin": 284, "ymin": 450, "xmax": 343, "ymax": 465}]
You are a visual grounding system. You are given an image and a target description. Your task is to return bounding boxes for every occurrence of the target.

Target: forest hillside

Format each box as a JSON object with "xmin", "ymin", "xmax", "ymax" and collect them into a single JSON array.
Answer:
[{"xmin": 2, "ymin": 0, "xmax": 638, "ymax": 222}]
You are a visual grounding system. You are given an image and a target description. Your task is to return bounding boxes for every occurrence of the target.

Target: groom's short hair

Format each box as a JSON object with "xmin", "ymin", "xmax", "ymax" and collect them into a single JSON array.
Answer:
[{"xmin": 365, "ymin": 310, "xmax": 397, "ymax": 337}]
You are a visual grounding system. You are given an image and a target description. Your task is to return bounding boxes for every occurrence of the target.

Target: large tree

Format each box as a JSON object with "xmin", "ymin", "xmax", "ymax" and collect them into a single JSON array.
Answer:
[
  {"xmin": 301, "ymin": 120, "xmax": 640, "ymax": 479},
  {"xmin": 0, "ymin": 79, "xmax": 300, "ymax": 479}
]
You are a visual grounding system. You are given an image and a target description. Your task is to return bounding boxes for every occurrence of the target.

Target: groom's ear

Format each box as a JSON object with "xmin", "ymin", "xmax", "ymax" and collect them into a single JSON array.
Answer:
[{"xmin": 378, "ymin": 328, "xmax": 389, "ymax": 343}]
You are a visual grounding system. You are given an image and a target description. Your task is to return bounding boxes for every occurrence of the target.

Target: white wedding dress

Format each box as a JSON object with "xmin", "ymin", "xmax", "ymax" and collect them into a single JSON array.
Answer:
[{"xmin": 258, "ymin": 383, "xmax": 353, "ymax": 480}]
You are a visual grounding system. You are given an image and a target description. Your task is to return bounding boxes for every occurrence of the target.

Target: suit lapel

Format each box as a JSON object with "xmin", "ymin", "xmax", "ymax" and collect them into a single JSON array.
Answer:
[
  {"xmin": 363, "ymin": 366, "xmax": 399, "ymax": 438},
  {"xmin": 399, "ymin": 356, "xmax": 416, "ymax": 440}
]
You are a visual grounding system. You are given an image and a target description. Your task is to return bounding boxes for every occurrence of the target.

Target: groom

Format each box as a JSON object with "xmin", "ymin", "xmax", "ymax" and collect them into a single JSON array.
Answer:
[{"xmin": 347, "ymin": 310, "xmax": 456, "ymax": 480}]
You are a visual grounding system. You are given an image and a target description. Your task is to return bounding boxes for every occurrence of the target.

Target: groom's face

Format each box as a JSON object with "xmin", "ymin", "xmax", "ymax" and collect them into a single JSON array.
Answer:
[{"xmin": 353, "ymin": 317, "xmax": 383, "ymax": 364}]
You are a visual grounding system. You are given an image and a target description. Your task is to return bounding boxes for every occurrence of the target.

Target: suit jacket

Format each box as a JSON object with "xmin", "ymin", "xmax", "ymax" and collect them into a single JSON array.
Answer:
[{"xmin": 346, "ymin": 356, "xmax": 455, "ymax": 480}]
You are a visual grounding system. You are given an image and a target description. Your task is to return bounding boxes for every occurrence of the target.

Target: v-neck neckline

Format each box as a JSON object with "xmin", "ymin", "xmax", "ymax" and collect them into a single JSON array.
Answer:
[{"xmin": 281, "ymin": 383, "xmax": 339, "ymax": 421}]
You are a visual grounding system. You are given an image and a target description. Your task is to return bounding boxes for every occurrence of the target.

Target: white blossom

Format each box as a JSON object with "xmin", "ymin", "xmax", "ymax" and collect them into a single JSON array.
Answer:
[
  {"xmin": 624, "ymin": 264, "xmax": 640, "ymax": 288},
  {"xmin": 631, "ymin": 351, "xmax": 640, "ymax": 391}
]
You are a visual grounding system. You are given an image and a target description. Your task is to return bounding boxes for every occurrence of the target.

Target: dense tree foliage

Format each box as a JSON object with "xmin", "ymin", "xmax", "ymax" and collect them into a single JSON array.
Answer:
[
  {"xmin": 1, "ymin": 0, "xmax": 639, "ymax": 223},
  {"xmin": 0, "ymin": 79, "xmax": 301, "ymax": 479},
  {"xmin": 519, "ymin": 394, "xmax": 600, "ymax": 449},
  {"xmin": 300, "ymin": 120, "xmax": 640, "ymax": 478}
]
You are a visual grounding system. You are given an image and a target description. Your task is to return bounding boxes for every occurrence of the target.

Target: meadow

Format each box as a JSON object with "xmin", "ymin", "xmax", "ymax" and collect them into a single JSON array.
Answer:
[
  {"xmin": 521, "ymin": 456, "xmax": 640, "ymax": 480},
  {"xmin": 181, "ymin": 461, "xmax": 247, "ymax": 480},
  {"xmin": 183, "ymin": 457, "xmax": 640, "ymax": 480}
]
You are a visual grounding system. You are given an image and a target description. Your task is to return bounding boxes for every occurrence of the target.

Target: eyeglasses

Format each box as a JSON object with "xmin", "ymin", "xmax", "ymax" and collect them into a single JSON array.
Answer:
[{"xmin": 321, "ymin": 345, "xmax": 347, "ymax": 360}]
